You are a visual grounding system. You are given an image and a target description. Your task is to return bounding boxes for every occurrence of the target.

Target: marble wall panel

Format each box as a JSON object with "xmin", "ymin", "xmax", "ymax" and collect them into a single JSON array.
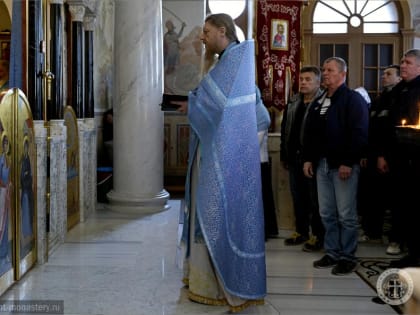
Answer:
[
  {"xmin": 268, "ymin": 133, "xmax": 294, "ymax": 230},
  {"xmin": 77, "ymin": 120, "xmax": 85, "ymax": 222},
  {"xmin": 49, "ymin": 121, "xmax": 67, "ymax": 254},
  {"xmin": 34, "ymin": 121, "xmax": 47, "ymax": 264},
  {"xmin": 78, "ymin": 118, "xmax": 97, "ymax": 222}
]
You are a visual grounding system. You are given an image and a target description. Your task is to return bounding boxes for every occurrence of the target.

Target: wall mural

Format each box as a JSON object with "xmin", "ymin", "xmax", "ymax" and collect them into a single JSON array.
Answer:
[
  {"xmin": 161, "ymin": 1, "xmax": 204, "ymax": 174},
  {"xmin": 162, "ymin": 1, "xmax": 204, "ymax": 96}
]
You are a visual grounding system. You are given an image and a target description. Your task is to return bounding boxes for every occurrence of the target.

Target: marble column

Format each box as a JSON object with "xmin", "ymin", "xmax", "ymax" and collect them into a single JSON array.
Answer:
[
  {"xmin": 107, "ymin": 0, "xmax": 169, "ymax": 213},
  {"xmin": 68, "ymin": 4, "xmax": 85, "ymax": 118},
  {"xmin": 49, "ymin": 0, "xmax": 64, "ymax": 119},
  {"xmin": 84, "ymin": 14, "xmax": 95, "ymax": 118},
  {"xmin": 27, "ymin": 0, "xmax": 43, "ymax": 120}
]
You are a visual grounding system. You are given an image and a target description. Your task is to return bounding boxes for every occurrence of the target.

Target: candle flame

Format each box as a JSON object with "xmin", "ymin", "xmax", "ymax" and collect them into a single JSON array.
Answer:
[{"xmin": 402, "ymin": 119, "xmax": 406, "ymax": 126}]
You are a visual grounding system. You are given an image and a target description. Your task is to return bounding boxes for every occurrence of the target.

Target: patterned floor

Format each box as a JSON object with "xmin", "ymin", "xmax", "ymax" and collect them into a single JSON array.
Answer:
[{"xmin": 0, "ymin": 200, "xmax": 402, "ymax": 315}]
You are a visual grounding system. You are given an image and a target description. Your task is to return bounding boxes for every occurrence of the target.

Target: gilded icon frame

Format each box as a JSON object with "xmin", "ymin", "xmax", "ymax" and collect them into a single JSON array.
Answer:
[{"xmin": 271, "ymin": 19, "xmax": 289, "ymax": 51}]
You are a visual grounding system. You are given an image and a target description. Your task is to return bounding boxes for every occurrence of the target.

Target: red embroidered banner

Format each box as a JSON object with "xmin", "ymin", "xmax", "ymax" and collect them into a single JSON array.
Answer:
[{"xmin": 255, "ymin": 0, "xmax": 302, "ymax": 112}]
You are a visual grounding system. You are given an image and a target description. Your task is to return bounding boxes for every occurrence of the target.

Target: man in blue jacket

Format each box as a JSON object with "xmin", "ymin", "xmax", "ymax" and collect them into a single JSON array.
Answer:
[{"xmin": 302, "ymin": 57, "xmax": 368, "ymax": 276}]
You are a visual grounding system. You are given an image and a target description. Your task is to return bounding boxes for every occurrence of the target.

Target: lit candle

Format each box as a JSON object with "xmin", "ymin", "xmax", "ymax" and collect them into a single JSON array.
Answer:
[{"xmin": 402, "ymin": 119, "xmax": 406, "ymax": 126}]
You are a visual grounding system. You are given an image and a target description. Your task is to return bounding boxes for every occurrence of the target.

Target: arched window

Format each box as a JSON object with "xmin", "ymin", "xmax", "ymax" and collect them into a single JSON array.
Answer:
[
  {"xmin": 313, "ymin": 0, "xmax": 399, "ymax": 34},
  {"xmin": 303, "ymin": 0, "xmax": 413, "ymax": 97}
]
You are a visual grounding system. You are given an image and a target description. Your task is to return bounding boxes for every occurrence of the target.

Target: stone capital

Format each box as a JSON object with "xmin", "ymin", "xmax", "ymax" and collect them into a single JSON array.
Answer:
[
  {"xmin": 84, "ymin": 15, "xmax": 96, "ymax": 31},
  {"xmin": 65, "ymin": 0, "xmax": 96, "ymax": 14},
  {"xmin": 68, "ymin": 4, "xmax": 85, "ymax": 22}
]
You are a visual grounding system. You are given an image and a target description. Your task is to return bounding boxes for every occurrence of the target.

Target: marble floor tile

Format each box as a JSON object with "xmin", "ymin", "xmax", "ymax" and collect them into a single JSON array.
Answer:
[
  {"xmin": 0, "ymin": 199, "xmax": 398, "ymax": 315},
  {"xmin": 267, "ymin": 295, "xmax": 396, "ymax": 315}
]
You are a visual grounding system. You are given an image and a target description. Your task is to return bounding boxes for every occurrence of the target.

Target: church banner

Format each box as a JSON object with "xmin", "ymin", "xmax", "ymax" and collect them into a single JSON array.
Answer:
[{"xmin": 255, "ymin": 0, "xmax": 302, "ymax": 112}]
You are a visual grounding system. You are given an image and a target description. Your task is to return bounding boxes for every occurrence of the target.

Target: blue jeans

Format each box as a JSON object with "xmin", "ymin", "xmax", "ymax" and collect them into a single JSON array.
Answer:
[{"xmin": 316, "ymin": 158, "xmax": 360, "ymax": 262}]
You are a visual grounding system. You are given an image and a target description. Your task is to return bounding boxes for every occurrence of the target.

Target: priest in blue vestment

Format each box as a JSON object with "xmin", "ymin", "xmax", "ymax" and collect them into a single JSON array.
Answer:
[{"xmin": 174, "ymin": 13, "xmax": 267, "ymax": 313}]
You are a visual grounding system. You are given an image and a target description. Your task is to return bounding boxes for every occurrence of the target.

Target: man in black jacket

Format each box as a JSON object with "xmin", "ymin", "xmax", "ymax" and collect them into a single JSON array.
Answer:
[
  {"xmin": 359, "ymin": 65, "xmax": 402, "ymax": 254},
  {"xmin": 280, "ymin": 66, "xmax": 324, "ymax": 251},
  {"xmin": 303, "ymin": 57, "xmax": 368, "ymax": 276},
  {"xmin": 388, "ymin": 49, "xmax": 420, "ymax": 268}
]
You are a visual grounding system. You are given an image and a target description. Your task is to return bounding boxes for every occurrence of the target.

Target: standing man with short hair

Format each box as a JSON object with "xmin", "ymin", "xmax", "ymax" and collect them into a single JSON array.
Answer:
[
  {"xmin": 303, "ymin": 57, "xmax": 368, "ymax": 275},
  {"xmin": 389, "ymin": 49, "xmax": 420, "ymax": 268},
  {"xmin": 280, "ymin": 66, "xmax": 324, "ymax": 252},
  {"xmin": 359, "ymin": 65, "xmax": 402, "ymax": 253}
]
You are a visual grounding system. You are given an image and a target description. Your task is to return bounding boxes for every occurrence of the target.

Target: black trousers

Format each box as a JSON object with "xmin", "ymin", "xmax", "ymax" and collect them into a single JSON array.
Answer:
[
  {"xmin": 261, "ymin": 161, "xmax": 279, "ymax": 237},
  {"xmin": 358, "ymin": 165, "xmax": 389, "ymax": 239},
  {"xmin": 287, "ymin": 158, "xmax": 324, "ymax": 240},
  {"xmin": 392, "ymin": 154, "xmax": 420, "ymax": 258}
]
